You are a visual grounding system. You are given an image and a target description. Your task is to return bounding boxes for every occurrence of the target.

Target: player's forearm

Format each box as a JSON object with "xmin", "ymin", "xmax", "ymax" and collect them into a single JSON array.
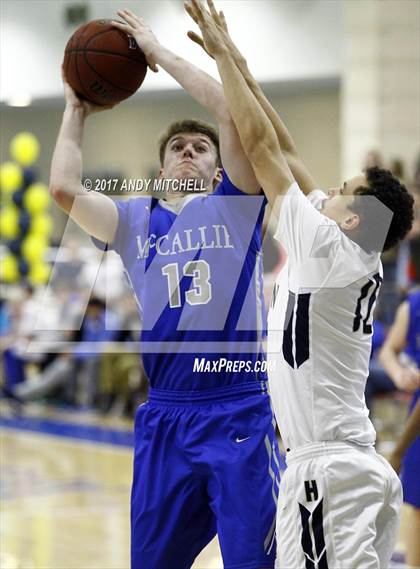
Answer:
[
  {"xmin": 378, "ymin": 345, "xmax": 403, "ymax": 384},
  {"xmin": 49, "ymin": 107, "xmax": 86, "ymax": 212},
  {"xmin": 152, "ymin": 44, "xmax": 229, "ymax": 123},
  {"xmin": 233, "ymin": 56, "xmax": 297, "ymax": 155},
  {"xmin": 228, "ymin": 49, "xmax": 317, "ymax": 195},
  {"xmin": 214, "ymin": 49, "xmax": 279, "ymax": 163}
]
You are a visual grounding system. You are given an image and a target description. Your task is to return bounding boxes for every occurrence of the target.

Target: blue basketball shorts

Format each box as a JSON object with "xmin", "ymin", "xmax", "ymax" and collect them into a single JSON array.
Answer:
[
  {"xmin": 401, "ymin": 389, "xmax": 420, "ymax": 509},
  {"xmin": 130, "ymin": 384, "xmax": 280, "ymax": 569}
]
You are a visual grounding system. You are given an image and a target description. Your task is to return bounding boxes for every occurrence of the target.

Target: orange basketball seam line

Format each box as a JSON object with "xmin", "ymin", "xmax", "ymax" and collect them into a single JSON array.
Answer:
[
  {"xmin": 75, "ymin": 47, "xmax": 88, "ymax": 102},
  {"xmin": 82, "ymin": 49, "xmax": 139, "ymax": 95},
  {"xmin": 84, "ymin": 23, "xmax": 146, "ymax": 64},
  {"xmin": 65, "ymin": 48, "xmax": 147, "ymax": 66}
]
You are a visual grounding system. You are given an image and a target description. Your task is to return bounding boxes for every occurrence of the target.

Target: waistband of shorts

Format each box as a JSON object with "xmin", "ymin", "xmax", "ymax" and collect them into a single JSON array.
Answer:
[
  {"xmin": 148, "ymin": 381, "xmax": 268, "ymax": 404},
  {"xmin": 286, "ymin": 441, "xmax": 375, "ymax": 465}
]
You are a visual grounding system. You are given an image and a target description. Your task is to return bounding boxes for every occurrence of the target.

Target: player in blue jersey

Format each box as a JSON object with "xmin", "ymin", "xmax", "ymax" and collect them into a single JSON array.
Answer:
[
  {"xmin": 49, "ymin": 10, "xmax": 281, "ymax": 569},
  {"xmin": 380, "ymin": 289, "xmax": 420, "ymax": 567}
]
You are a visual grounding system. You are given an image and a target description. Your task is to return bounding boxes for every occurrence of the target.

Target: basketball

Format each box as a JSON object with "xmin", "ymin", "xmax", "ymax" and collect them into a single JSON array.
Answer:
[{"xmin": 63, "ymin": 19, "xmax": 148, "ymax": 105}]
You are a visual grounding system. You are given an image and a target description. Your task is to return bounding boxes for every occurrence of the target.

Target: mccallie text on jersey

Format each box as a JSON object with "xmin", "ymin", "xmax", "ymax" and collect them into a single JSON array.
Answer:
[{"xmin": 136, "ymin": 224, "xmax": 235, "ymax": 259}]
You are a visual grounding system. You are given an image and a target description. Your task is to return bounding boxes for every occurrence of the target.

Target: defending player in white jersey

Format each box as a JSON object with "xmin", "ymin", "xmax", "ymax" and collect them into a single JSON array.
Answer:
[{"xmin": 185, "ymin": 1, "xmax": 415, "ymax": 567}]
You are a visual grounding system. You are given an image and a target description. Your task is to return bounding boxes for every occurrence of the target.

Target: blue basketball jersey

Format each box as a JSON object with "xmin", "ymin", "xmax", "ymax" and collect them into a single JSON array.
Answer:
[
  {"xmin": 406, "ymin": 289, "xmax": 420, "ymax": 368},
  {"xmin": 401, "ymin": 290, "xmax": 420, "ymax": 508},
  {"xmin": 95, "ymin": 171, "xmax": 267, "ymax": 390}
]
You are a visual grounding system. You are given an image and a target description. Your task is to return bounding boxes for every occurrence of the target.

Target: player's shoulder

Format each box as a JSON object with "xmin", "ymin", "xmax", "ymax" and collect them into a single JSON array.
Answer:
[
  {"xmin": 333, "ymin": 233, "xmax": 381, "ymax": 285},
  {"xmin": 113, "ymin": 195, "xmax": 153, "ymax": 226}
]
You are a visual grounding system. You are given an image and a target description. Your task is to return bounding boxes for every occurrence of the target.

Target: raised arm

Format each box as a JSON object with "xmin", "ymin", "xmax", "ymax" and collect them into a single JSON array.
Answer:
[
  {"xmin": 49, "ymin": 80, "xmax": 118, "ymax": 243},
  {"xmin": 112, "ymin": 9, "xmax": 259, "ymax": 195},
  {"xmin": 185, "ymin": 0, "xmax": 294, "ymax": 213},
  {"xmin": 187, "ymin": 7, "xmax": 318, "ymax": 195}
]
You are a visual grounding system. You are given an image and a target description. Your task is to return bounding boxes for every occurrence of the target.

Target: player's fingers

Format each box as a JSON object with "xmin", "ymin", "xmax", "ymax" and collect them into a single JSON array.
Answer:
[
  {"xmin": 187, "ymin": 30, "xmax": 204, "ymax": 48},
  {"xmin": 185, "ymin": 1, "xmax": 203, "ymax": 25},
  {"xmin": 191, "ymin": 0, "xmax": 206, "ymax": 22},
  {"xmin": 184, "ymin": 1, "xmax": 197, "ymax": 21},
  {"xmin": 111, "ymin": 20, "xmax": 131, "ymax": 32},
  {"xmin": 119, "ymin": 8, "xmax": 136, "ymax": 19},
  {"xmin": 117, "ymin": 9, "xmax": 138, "ymax": 27},
  {"xmin": 219, "ymin": 10, "xmax": 229, "ymax": 33},
  {"xmin": 184, "ymin": 2, "xmax": 195, "ymax": 21},
  {"xmin": 187, "ymin": 30, "xmax": 214, "ymax": 58},
  {"xmin": 207, "ymin": 0, "xmax": 220, "ymax": 23}
]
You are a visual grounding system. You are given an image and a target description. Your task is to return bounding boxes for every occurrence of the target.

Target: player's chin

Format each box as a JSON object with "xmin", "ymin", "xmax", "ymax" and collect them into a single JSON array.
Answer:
[{"xmin": 176, "ymin": 163, "xmax": 199, "ymax": 175}]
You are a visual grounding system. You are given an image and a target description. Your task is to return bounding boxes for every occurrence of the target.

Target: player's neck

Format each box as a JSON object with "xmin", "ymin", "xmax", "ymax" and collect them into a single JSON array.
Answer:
[{"xmin": 163, "ymin": 188, "xmax": 211, "ymax": 203}]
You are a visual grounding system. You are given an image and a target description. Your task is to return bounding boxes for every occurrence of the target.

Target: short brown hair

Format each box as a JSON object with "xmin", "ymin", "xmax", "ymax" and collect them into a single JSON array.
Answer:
[{"xmin": 158, "ymin": 119, "xmax": 221, "ymax": 167}]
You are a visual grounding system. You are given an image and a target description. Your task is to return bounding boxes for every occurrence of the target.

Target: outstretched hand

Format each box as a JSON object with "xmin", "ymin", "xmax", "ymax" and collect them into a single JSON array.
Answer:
[
  {"xmin": 184, "ymin": 0, "xmax": 228, "ymax": 58},
  {"xmin": 186, "ymin": 0, "xmax": 229, "ymax": 59},
  {"xmin": 112, "ymin": 9, "xmax": 159, "ymax": 72}
]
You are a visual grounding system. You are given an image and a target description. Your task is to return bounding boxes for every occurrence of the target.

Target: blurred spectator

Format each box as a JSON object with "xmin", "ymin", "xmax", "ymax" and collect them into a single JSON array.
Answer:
[
  {"xmin": 4, "ymin": 297, "xmax": 121, "ymax": 408},
  {"xmin": 396, "ymin": 188, "xmax": 420, "ymax": 294},
  {"xmin": 1, "ymin": 285, "xmax": 41, "ymax": 390},
  {"xmin": 98, "ymin": 295, "xmax": 147, "ymax": 415},
  {"xmin": 379, "ymin": 289, "xmax": 420, "ymax": 568},
  {"xmin": 379, "ymin": 290, "xmax": 420, "ymax": 393},
  {"xmin": 51, "ymin": 238, "xmax": 84, "ymax": 287},
  {"xmin": 365, "ymin": 318, "xmax": 396, "ymax": 411},
  {"xmin": 68, "ymin": 297, "xmax": 121, "ymax": 406},
  {"xmin": 390, "ymin": 158, "xmax": 406, "ymax": 182},
  {"xmin": 363, "ymin": 149, "xmax": 383, "ymax": 169}
]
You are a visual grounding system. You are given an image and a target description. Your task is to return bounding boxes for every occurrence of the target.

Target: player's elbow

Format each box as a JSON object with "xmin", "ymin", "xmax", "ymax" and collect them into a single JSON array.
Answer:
[{"xmin": 49, "ymin": 185, "xmax": 75, "ymax": 214}]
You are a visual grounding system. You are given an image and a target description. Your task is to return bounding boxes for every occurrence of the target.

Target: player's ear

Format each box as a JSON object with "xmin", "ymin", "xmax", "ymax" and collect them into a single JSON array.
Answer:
[
  {"xmin": 158, "ymin": 168, "xmax": 164, "ymax": 179},
  {"xmin": 342, "ymin": 213, "xmax": 360, "ymax": 231},
  {"xmin": 213, "ymin": 167, "xmax": 223, "ymax": 185}
]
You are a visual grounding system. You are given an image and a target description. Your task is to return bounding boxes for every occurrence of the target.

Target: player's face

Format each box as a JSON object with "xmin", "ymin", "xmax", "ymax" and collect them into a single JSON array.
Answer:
[
  {"xmin": 160, "ymin": 132, "xmax": 221, "ymax": 190},
  {"xmin": 321, "ymin": 174, "xmax": 366, "ymax": 230}
]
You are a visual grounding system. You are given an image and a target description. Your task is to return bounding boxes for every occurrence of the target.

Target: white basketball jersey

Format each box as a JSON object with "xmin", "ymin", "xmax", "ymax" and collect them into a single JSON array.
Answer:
[{"xmin": 267, "ymin": 183, "xmax": 381, "ymax": 450}]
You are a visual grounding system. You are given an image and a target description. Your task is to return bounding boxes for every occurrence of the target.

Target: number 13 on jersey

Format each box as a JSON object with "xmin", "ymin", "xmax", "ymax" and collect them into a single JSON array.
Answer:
[{"xmin": 162, "ymin": 260, "xmax": 212, "ymax": 308}]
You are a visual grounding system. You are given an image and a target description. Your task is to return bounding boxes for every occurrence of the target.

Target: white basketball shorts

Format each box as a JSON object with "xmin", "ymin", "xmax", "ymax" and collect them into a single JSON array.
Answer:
[{"xmin": 275, "ymin": 441, "xmax": 402, "ymax": 569}]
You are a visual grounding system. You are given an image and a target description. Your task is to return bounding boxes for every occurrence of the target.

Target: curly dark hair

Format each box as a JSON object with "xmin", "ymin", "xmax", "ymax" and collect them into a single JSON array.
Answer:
[
  {"xmin": 347, "ymin": 167, "xmax": 414, "ymax": 252},
  {"xmin": 158, "ymin": 119, "xmax": 221, "ymax": 167}
]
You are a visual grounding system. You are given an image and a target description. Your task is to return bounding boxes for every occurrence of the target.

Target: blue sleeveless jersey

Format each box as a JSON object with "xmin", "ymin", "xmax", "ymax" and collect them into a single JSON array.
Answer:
[
  {"xmin": 95, "ymin": 171, "xmax": 267, "ymax": 390},
  {"xmin": 401, "ymin": 290, "xmax": 420, "ymax": 508},
  {"xmin": 406, "ymin": 290, "xmax": 420, "ymax": 369}
]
